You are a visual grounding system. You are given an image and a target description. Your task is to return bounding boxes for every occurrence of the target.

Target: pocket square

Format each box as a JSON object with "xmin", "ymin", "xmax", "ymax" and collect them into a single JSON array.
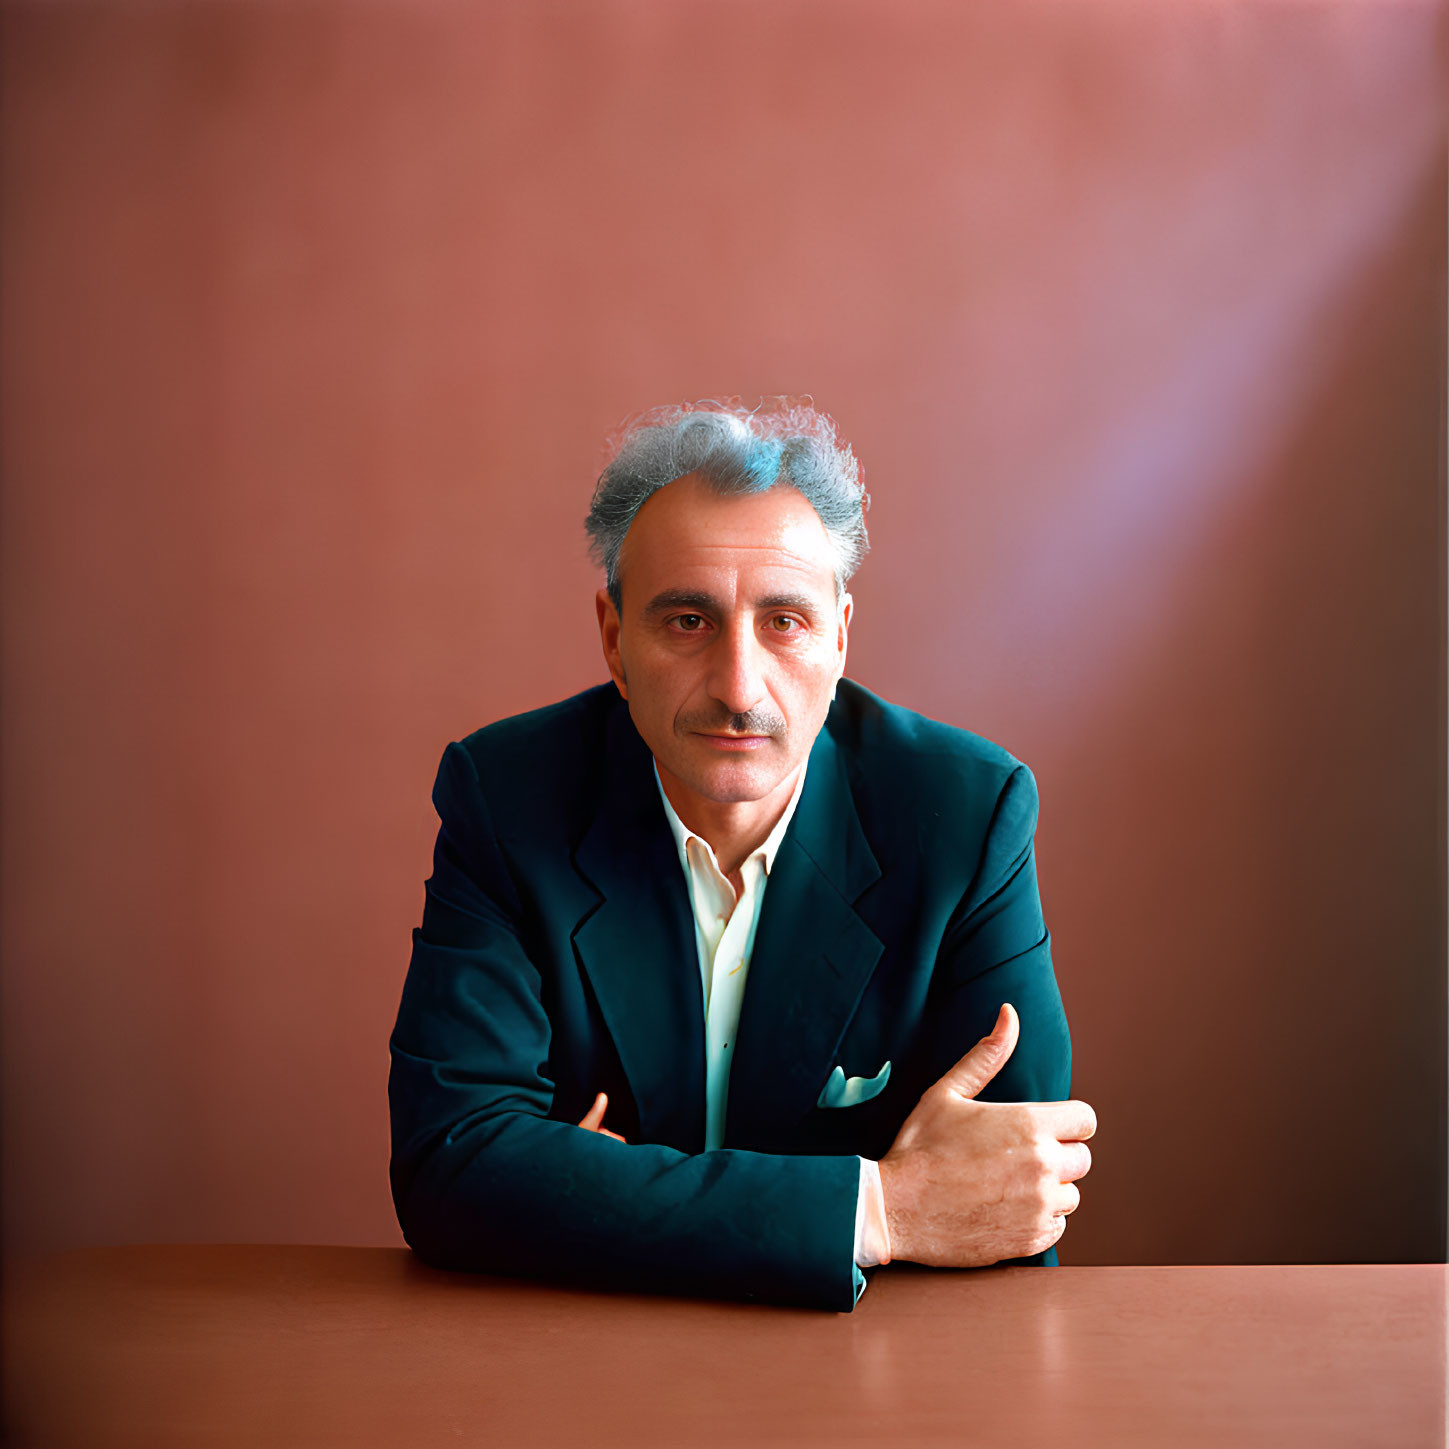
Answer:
[{"xmin": 817, "ymin": 1060, "xmax": 892, "ymax": 1109}]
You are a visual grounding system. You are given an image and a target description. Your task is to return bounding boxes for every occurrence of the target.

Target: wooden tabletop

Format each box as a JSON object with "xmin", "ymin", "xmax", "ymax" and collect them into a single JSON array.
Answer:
[{"xmin": 3, "ymin": 1246, "xmax": 1443, "ymax": 1448}]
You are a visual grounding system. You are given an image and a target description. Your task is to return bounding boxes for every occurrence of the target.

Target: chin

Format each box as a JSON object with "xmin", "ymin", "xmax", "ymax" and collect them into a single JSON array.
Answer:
[{"xmin": 686, "ymin": 757, "xmax": 788, "ymax": 805}]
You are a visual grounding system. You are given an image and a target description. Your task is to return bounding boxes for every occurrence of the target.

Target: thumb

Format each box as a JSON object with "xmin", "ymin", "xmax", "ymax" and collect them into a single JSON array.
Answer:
[
  {"xmin": 937, "ymin": 1003, "xmax": 1019, "ymax": 1099},
  {"xmin": 578, "ymin": 1091, "xmax": 609, "ymax": 1131}
]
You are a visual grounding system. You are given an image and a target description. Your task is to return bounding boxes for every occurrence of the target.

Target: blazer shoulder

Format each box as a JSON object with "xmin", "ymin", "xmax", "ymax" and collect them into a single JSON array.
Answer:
[
  {"xmin": 442, "ymin": 682, "xmax": 619, "ymax": 828},
  {"xmin": 832, "ymin": 679, "xmax": 1031, "ymax": 797},
  {"xmin": 455, "ymin": 682, "xmax": 614, "ymax": 761},
  {"xmin": 829, "ymin": 679, "xmax": 1040, "ymax": 861}
]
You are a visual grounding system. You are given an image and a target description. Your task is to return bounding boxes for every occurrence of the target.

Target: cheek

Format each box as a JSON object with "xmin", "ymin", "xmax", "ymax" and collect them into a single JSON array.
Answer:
[
  {"xmin": 780, "ymin": 655, "xmax": 838, "ymax": 711},
  {"xmin": 626, "ymin": 654, "xmax": 696, "ymax": 714}
]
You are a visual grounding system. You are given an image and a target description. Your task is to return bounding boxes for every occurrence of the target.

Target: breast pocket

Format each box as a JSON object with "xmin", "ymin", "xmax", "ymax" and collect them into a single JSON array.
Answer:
[{"xmin": 816, "ymin": 1059, "xmax": 891, "ymax": 1109}]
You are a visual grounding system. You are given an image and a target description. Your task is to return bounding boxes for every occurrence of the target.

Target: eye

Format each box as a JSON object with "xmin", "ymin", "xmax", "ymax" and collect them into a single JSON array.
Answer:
[
  {"xmin": 674, "ymin": 614, "xmax": 707, "ymax": 632},
  {"xmin": 768, "ymin": 615, "xmax": 800, "ymax": 633}
]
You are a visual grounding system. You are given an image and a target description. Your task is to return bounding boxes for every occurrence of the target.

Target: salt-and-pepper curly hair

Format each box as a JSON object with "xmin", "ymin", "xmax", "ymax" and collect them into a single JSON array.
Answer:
[{"xmin": 584, "ymin": 397, "xmax": 870, "ymax": 610}]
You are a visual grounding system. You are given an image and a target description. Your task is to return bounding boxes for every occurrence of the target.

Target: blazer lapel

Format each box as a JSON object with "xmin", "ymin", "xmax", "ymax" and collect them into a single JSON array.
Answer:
[
  {"xmin": 571, "ymin": 699, "xmax": 706, "ymax": 1153},
  {"xmin": 725, "ymin": 721, "xmax": 884, "ymax": 1148}
]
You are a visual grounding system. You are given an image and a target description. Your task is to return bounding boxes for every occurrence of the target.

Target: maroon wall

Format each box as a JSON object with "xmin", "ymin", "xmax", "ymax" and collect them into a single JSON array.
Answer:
[{"xmin": 3, "ymin": 0, "xmax": 1445, "ymax": 1268}]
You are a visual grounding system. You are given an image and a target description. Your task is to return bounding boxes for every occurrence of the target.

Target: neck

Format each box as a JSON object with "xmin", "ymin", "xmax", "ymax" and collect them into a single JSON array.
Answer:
[{"xmin": 656, "ymin": 763, "xmax": 802, "ymax": 881}]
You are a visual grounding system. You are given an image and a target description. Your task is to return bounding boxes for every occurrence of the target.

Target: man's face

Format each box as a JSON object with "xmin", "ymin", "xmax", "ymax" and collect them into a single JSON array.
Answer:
[{"xmin": 596, "ymin": 474, "xmax": 852, "ymax": 813}]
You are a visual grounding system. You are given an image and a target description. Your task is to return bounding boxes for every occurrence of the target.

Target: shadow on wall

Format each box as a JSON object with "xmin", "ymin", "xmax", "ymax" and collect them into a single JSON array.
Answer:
[{"xmin": 1037, "ymin": 158, "xmax": 1445, "ymax": 1268}]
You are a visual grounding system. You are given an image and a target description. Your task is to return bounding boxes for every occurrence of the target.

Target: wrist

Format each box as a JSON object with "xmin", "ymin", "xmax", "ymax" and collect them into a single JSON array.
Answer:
[{"xmin": 877, "ymin": 1154, "xmax": 916, "ymax": 1265}]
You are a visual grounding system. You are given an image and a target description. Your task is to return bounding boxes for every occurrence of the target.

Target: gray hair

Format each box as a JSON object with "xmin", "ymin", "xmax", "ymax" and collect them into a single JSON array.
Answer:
[{"xmin": 584, "ymin": 397, "xmax": 869, "ymax": 610}]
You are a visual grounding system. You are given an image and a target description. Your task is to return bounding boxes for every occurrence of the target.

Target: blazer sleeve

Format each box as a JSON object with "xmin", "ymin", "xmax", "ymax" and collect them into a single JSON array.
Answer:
[
  {"xmin": 388, "ymin": 742, "xmax": 864, "ymax": 1311},
  {"xmin": 924, "ymin": 762, "xmax": 1073, "ymax": 1267}
]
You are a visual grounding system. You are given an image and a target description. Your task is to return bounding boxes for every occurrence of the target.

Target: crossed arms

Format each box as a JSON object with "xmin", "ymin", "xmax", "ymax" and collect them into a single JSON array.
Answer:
[{"xmin": 388, "ymin": 742, "xmax": 1092, "ymax": 1311}]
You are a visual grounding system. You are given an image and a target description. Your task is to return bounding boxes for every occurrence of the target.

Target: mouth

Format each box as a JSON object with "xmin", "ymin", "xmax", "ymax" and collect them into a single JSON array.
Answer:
[{"xmin": 695, "ymin": 733, "xmax": 773, "ymax": 751}]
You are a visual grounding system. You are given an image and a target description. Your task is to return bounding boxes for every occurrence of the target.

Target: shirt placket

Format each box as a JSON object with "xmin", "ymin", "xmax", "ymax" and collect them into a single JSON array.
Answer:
[{"xmin": 686, "ymin": 838, "xmax": 767, "ymax": 1150}]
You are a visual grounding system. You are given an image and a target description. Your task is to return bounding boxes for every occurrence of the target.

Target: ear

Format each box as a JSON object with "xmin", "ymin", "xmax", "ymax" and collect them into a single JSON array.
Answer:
[
  {"xmin": 596, "ymin": 588, "xmax": 628, "ymax": 699},
  {"xmin": 834, "ymin": 591, "xmax": 853, "ymax": 686}
]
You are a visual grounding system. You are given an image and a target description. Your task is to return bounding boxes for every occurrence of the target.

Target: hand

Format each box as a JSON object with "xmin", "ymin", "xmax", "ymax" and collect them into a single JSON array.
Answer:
[
  {"xmin": 577, "ymin": 1091, "xmax": 627, "ymax": 1143},
  {"xmin": 877, "ymin": 1002, "xmax": 1095, "ymax": 1267}
]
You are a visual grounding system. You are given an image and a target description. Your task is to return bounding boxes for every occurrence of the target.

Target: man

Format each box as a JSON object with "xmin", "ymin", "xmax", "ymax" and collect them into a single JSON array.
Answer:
[{"xmin": 388, "ymin": 399, "xmax": 1095, "ymax": 1311}]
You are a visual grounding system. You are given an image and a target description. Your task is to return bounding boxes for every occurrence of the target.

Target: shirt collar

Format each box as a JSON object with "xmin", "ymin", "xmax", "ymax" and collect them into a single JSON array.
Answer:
[{"xmin": 653, "ymin": 758, "xmax": 809, "ymax": 879}]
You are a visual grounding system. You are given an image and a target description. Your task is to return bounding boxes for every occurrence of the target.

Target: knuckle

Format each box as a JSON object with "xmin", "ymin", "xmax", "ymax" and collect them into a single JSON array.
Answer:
[
  {"xmin": 1033, "ymin": 1162, "xmax": 1057, "ymax": 1199},
  {"xmin": 1008, "ymin": 1105, "xmax": 1038, "ymax": 1141}
]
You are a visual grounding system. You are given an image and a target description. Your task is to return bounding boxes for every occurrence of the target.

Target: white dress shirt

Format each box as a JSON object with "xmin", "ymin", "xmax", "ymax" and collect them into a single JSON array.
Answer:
[{"xmin": 652, "ymin": 763, "xmax": 891, "ymax": 1275}]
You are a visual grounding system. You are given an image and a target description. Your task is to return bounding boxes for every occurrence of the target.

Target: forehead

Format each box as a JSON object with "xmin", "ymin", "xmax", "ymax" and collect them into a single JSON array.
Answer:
[{"xmin": 617, "ymin": 475, "xmax": 838, "ymax": 602}]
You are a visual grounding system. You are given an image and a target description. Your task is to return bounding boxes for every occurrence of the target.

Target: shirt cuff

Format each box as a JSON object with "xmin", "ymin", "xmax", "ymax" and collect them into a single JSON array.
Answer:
[{"xmin": 853, "ymin": 1156, "xmax": 892, "ymax": 1268}]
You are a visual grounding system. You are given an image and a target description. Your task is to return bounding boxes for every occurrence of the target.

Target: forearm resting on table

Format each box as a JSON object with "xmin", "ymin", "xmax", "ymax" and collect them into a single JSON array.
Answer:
[
  {"xmin": 391, "ymin": 1103, "xmax": 866, "ymax": 1311},
  {"xmin": 579, "ymin": 1090, "xmax": 891, "ymax": 1271}
]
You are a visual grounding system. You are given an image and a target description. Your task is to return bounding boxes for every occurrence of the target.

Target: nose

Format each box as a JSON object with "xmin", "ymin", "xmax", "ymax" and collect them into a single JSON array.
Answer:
[{"xmin": 707, "ymin": 617, "xmax": 767, "ymax": 717}]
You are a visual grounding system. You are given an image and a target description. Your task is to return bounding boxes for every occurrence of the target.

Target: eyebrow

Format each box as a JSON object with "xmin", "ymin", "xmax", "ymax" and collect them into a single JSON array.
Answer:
[
  {"xmin": 640, "ymin": 589, "xmax": 724, "ymax": 618},
  {"xmin": 755, "ymin": 591, "xmax": 821, "ymax": 615},
  {"xmin": 639, "ymin": 588, "xmax": 824, "ymax": 619}
]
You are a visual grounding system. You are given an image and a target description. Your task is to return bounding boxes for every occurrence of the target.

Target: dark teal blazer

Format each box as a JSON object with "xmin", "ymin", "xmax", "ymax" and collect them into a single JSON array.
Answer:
[{"xmin": 388, "ymin": 679, "xmax": 1071, "ymax": 1311}]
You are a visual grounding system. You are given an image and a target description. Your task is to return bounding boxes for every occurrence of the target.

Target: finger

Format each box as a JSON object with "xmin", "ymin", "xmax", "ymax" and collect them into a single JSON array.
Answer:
[
  {"xmin": 600, "ymin": 1128, "xmax": 626, "ymax": 1143},
  {"xmin": 1037, "ymin": 1098, "xmax": 1097, "ymax": 1143},
  {"xmin": 578, "ymin": 1092, "xmax": 608, "ymax": 1131},
  {"xmin": 1054, "ymin": 1140, "xmax": 1092, "ymax": 1183},
  {"xmin": 1052, "ymin": 1181, "xmax": 1081, "ymax": 1217},
  {"xmin": 937, "ymin": 1002, "xmax": 1019, "ymax": 1100}
]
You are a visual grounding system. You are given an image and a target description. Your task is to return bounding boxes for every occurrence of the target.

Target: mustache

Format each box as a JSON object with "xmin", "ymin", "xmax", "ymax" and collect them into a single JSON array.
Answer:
[{"xmin": 677, "ymin": 707, "xmax": 787, "ymax": 737}]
